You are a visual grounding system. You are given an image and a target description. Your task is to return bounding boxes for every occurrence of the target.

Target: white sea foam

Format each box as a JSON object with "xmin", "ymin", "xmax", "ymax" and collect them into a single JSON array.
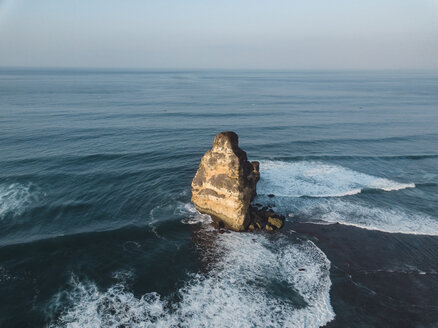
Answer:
[
  {"xmin": 51, "ymin": 208, "xmax": 334, "ymax": 328},
  {"xmin": 150, "ymin": 201, "xmax": 212, "ymax": 226},
  {"xmin": 255, "ymin": 161, "xmax": 438, "ymax": 235},
  {"xmin": 257, "ymin": 160, "xmax": 415, "ymax": 198},
  {"xmin": 296, "ymin": 199, "xmax": 438, "ymax": 236},
  {"xmin": 0, "ymin": 183, "xmax": 39, "ymax": 218},
  {"xmin": 360, "ymin": 264, "xmax": 434, "ymax": 276},
  {"xmin": 177, "ymin": 202, "xmax": 212, "ymax": 225},
  {"xmin": 0, "ymin": 266, "xmax": 14, "ymax": 283}
]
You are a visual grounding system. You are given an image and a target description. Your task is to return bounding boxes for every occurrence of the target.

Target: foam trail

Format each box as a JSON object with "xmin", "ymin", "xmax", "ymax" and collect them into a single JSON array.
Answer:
[
  {"xmin": 257, "ymin": 160, "xmax": 415, "ymax": 198},
  {"xmin": 296, "ymin": 199, "xmax": 438, "ymax": 236},
  {"xmin": 51, "ymin": 205, "xmax": 335, "ymax": 328},
  {"xmin": 0, "ymin": 183, "xmax": 38, "ymax": 218},
  {"xmin": 177, "ymin": 202, "xmax": 212, "ymax": 225},
  {"xmin": 255, "ymin": 160, "xmax": 437, "ymax": 236}
]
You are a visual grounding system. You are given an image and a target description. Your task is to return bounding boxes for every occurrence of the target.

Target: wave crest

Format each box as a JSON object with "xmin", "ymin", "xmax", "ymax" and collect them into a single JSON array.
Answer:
[
  {"xmin": 257, "ymin": 160, "xmax": 414, "ymax": 198},
  {"xmin": 255, "ymin": 160, "xmax": 437, "ymax": 236},
  {"xmin": 296, "ymin": 199, "xmax": 438, "ymax": 236}
]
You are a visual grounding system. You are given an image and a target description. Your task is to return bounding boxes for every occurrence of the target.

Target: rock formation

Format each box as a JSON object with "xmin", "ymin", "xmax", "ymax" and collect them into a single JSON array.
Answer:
[{"xmin": 191, "ymin": 131, "xmax": 285, "ymax": 232}]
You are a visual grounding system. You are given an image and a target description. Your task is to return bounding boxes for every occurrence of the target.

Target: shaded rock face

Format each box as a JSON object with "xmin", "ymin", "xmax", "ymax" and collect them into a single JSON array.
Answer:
[
  {"xmin": 191, "ymin": 132, "xmax": 259, "ymax": 231},
  {"xmin": 192, "ymin": 131, "xmax": 285, "ymax": 232}
]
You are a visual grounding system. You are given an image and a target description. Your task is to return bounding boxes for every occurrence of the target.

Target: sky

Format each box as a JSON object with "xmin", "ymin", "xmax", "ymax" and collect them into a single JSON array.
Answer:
[{"xmin": 0, "ymin": 0, "xmax": 437, "ymax": 69}]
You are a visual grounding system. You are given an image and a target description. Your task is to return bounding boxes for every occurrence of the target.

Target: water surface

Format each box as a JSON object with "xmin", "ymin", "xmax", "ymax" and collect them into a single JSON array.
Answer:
[{"xmin": 0, "ymin": 68, "xmax": 437, "ymax": 327}]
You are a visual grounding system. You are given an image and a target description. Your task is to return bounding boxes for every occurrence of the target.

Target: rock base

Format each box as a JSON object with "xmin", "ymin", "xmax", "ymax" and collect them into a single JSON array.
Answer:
[{"xmin": 247, "ymin": 205, "xmax": 285, "ymax": 231}]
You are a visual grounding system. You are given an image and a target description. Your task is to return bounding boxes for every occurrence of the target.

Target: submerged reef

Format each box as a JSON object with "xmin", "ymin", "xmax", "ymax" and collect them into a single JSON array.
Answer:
[{"xmin": 191, "ymin": 131, "xmax": 284, "ymax": 232}]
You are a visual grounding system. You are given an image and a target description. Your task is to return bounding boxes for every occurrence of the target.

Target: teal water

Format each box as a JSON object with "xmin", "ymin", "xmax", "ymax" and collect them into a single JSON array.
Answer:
[{"xmin": 0, "ymin": 68, "xmax": 437, "ymax": 327}]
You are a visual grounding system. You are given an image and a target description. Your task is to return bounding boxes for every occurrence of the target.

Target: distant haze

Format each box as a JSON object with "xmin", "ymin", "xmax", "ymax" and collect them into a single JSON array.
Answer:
[{"xmin": 1, "ymin": 0, "xmax": 438, "ymax": 69}]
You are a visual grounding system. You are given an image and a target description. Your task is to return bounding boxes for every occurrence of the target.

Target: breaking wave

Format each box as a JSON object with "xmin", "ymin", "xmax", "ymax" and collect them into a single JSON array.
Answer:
[
  {"xmin": 0, "ymin": 183, "xmax": 39, "ymax": 218},
  {"xmin": 254, "ymin": 160, "xmax": 437, "ymax": 236},
  {"xmin": 257, "ymin": 160, "xmax": 414, "ymax": 198},
  {"xmin": 51, "ymin": 205, "xmax": 334, "ymax": 328},
  {"xmin": 294, "ymin": 199, "xmax": 438, "ymax": 236},
  {"xmin": 178, "ymin": 202, "xmax": 212, "ymax": 225}
]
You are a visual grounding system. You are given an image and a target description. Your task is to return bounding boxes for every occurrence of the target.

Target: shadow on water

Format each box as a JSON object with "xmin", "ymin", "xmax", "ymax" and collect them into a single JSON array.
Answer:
[{"xmin": 290, "ymin": 222, "xmax": 438, "ymax": 328}]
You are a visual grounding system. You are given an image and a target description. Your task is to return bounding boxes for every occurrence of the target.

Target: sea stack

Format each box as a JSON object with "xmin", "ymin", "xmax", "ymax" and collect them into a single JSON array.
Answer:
[{"xmin": 191, "ymin": 131, "xmax": 284, "ymax": 231}]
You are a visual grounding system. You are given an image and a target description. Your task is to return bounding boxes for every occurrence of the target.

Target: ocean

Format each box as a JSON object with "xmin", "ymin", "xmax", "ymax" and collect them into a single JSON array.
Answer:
[{"xmin": 0, "ymin": 68, "xmax": 437, "ymax": 327}]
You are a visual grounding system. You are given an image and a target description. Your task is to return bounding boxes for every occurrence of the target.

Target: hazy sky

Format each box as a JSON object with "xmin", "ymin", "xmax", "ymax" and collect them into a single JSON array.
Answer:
[{"xmin": 1, "ymin": 0, "xmax": 437, "ymax": 69}]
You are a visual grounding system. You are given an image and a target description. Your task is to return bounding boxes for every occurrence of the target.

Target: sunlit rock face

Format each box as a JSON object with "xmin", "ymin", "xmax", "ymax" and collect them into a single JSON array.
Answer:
[{"xmin": 191, "ymin": 131, "xmax": 260, "ymax": 231}]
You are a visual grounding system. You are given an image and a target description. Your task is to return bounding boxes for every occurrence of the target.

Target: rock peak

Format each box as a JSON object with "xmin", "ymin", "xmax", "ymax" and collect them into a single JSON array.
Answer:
[{"xmin": 212, "ymin": 131, "xmax": 239, "ymax": 151}]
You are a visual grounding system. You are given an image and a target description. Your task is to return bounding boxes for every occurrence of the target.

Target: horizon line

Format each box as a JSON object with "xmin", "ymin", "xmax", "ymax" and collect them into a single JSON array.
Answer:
[{"xmin": 1, "ymin": 65, "xmax": 437, "ymax": 72}]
